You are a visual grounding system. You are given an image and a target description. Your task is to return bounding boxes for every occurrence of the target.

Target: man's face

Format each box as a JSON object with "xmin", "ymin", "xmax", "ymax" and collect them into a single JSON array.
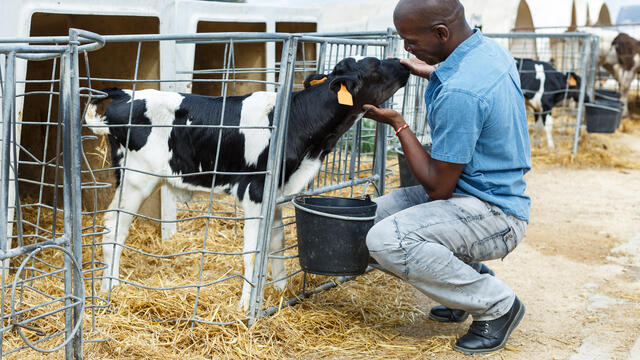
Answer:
[{"xmin": 395, "ymin": 17, "xmax": 445, "ymax": 65}]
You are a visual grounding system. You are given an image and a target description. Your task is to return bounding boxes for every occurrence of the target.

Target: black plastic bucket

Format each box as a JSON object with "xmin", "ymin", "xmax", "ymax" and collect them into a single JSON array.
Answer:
[
  {"xmin": 293, "ymin": 195, "xmax": 377, "ymax": 276},
  {"xmin": 395, "ymin": 143, "xmax": 432, "ymax": 188},
  {"xmin": 595, "ymin": 89, "xmax": 622, "ymax": 102},
  {"xmin": 585, "ymin": 99, "xmax": 623, "ymax": 133}
]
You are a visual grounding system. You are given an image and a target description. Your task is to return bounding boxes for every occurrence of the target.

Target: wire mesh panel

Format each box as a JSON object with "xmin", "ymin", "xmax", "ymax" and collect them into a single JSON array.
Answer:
[
  {"xmin": 0, "ymin": 29, "xmax": 103, "ymax": 359},
  {"xmin": 75, "ymin": 33, "xmax": 298, "ymax": 330},
  {"xmin": 253, "ymin": 35, "xmax": 398, "ymax": 317}
]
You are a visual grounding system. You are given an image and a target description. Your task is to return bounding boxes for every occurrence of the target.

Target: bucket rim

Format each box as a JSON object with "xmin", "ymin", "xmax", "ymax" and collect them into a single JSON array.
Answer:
[{"xmin": 292, "ymin": 196, "xmax": 377, "ymax": 221}]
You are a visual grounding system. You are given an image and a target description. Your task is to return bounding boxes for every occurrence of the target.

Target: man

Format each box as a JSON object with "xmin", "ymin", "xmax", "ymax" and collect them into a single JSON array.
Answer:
[{"xmin": 363, "ymin": 0, "xmax": 531, "ymax": 355}]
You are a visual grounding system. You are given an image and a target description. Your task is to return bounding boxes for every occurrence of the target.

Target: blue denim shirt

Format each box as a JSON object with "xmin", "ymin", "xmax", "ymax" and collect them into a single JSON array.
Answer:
[{"xmin": 425, "ymin": 29, "xmax": 531, "ymax": 221}]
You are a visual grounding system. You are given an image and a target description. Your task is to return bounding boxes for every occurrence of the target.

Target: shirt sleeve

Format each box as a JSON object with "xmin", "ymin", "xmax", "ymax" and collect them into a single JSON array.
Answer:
[{"xmin": 429, "ymin": 89, "xmax": 487, "ymax": 164}]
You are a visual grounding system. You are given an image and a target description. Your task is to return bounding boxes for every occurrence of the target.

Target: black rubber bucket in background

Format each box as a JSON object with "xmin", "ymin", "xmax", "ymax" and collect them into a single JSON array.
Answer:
[
  {"xmin": 293, "ymin": 195, "xmax": 377, "ymax": 276},
  {"xmin": 395, "ymin": 143, "xmax": 432, "ymax": 188},
  {"xmin": 595, "ymin": 89, "xmax": 622, "ymax": 102},
  {"xmin": 585, "ymin": 99, "xmax": 623, "ymax": 133}
]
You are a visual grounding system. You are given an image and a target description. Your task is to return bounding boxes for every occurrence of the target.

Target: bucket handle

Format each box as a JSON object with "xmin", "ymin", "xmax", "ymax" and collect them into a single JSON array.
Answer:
[{"xmin": 292, "ymin": 198, "xmax": 377, "ymax": 221}]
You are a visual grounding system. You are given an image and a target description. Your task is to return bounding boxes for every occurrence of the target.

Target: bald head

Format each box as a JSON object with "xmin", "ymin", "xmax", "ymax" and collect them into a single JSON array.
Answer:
[
  {"xmin": 393, "ymin": 0, "xmax": 472, "ymax": 65},
  {"xmin": 394, "ymin": 0, "xmax": 466, "ymax": 30}
]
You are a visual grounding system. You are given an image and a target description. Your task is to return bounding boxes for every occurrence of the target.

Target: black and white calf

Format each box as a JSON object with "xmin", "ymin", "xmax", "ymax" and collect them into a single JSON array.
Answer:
[
  {"xmin": 84, "ymin": 57, "xmax": 409, "ymax": 310},
  {"xmin": 515, "ymin": 58, "xmax": 583, "ymax": 149}
]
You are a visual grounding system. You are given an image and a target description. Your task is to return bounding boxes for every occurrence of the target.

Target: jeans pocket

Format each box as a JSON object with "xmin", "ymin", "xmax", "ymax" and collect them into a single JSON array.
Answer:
[
  {"xmin": 469, "ymin": 227, "xmax": 514, "ymax": 262},
  {"xmin": 500, "ymin": 227, "xmax": 519, "ymax": 257}
]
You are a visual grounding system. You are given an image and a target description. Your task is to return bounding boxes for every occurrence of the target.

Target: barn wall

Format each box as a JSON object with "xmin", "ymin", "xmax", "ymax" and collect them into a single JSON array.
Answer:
[
  {"xmin": 192, "ymin": 21, "xmax": 267, "ymax": 97},
  {"xmin": 276, "ymin": 22, "xmax": 318, "ymax": 88},
  {"xmin": 20, "ymin": 13, "xmax": 162, "ymax": 218}
]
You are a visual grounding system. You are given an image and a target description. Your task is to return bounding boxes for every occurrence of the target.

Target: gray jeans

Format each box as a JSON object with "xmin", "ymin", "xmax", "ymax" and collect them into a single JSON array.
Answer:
[{"xmin": 366, "ymin": 185, "xmax": 527, "ymax": 321}]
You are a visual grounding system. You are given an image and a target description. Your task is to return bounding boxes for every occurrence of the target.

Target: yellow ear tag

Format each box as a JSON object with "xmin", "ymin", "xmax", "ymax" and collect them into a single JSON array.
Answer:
[
  {"xmin": 568, "ymin": 75, "xmax": 577, "ymax": 87},
  {"xmin": 337, "ymin": 83, "xmax": 353, "ymax": 106},
  {"xmin": 309, "ymin": 77, "xmax": 327, "ymax": 86}
]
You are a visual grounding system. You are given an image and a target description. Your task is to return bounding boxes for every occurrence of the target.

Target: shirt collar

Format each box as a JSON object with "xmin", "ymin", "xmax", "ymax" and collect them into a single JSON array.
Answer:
[{"xmin": 432, "ymin": 28, "xmax": 483, "ymax": 82}]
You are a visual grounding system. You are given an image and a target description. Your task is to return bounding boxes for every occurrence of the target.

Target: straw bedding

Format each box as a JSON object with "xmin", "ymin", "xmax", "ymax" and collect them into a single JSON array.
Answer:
[
  {"xmin": 4, "ymin": 121, "xmax": 639, "ymax": 358},
  {"xmin": 528, "ymin": 111, "xmax": 640, "ymax": 169},
  {"xmin": 4, "ymin": 188, "xmax": 456, "ymax": 359}
]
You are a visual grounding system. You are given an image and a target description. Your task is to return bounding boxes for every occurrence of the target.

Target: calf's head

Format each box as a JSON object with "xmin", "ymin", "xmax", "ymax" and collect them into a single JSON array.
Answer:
[
  {"xmin": 305, "ymin": 57, "xmax": 410, "ymax": 109},
  {"xmin": 564, "ymin": 72, "xmax": 586, "ymax": 102}
]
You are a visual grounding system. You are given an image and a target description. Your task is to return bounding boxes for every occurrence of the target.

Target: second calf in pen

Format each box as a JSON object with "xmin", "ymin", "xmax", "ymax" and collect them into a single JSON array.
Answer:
[
  {"xmin": 515, "ymin": 58, "xmax": 584, "ymax": 149},
  {"xmin": 84, "ymin": 57, "xmax": 409, "ymax": 311}
]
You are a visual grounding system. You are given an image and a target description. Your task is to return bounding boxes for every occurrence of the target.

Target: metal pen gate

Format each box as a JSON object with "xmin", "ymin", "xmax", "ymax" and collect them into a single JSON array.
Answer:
[
  {"xmin": 349, "ymin": 30, "xmax": 598, "ymax": 157},
  {"xmin": 1, "ymin": 29, "xmax": 104, "ymax": 359},
  {"xmin": 1, "ymin": 29, "xmax": 399, "ymax": 358},
  {"xmin": 0, "ymin": 27, "xmax": 600, "ymax": 359}
]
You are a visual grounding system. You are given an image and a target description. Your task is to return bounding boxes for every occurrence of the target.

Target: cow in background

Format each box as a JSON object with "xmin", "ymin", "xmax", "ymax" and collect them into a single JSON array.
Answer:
[
  {"xmin": 515, "ymin": 58, "xmax": 583, "ymax": 149},
  {"xmin": 609, "ymin": 33, "xmax": 640, "ymax": 117}
]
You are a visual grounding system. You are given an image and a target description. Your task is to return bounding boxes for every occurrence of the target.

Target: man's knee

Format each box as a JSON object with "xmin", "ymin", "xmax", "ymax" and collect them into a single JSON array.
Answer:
[{"xmin": 366, "ymin": 219, "xmax": 399, "ymax": 255}]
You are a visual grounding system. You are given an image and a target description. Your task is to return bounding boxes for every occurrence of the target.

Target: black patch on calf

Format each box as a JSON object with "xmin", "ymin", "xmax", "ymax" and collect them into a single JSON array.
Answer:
[
  {"xmin": 108, "ymin": 135, "xmax": 124, "ymax": 188},
  {"xmin": 97, "ymin": 88, "xmax": 153, "ymax": 151},
  {"xmin": 168, "ymin": 93, "xmax": 271, "ymax": 204}
]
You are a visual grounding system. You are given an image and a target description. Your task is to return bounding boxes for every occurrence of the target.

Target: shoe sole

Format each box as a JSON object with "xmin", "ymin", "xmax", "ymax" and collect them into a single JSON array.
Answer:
[
  {"xmin": 453, "ymin": 302, "xmax": 526, "ymax": 355},
  {"xmin": 428, "ymin": 312, "xmax": 469, "ymax": 323}
]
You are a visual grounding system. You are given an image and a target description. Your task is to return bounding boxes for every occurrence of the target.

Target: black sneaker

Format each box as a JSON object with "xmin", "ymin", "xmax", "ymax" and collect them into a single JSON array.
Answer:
[
  {"xmin": 453, "ymin": 296, "xmax": 525, "ymax": 354},
  {"xmin": 428, "ymin": 263, "xmax": 494, "ymax": 323}
]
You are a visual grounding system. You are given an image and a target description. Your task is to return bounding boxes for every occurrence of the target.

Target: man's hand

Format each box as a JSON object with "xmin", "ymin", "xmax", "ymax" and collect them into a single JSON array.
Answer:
[
  {"xmin": 362, "ymin": 104, "xmax": 405, "ymax": 130},
  {"xmin": 400, "ymin": 57, "xmax": 436, "ymax": 79}
]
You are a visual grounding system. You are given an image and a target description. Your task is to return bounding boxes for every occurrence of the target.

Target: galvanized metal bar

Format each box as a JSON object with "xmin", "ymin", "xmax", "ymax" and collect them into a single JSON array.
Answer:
[
  {"xmin": 587, "ymin": 35, "xmax": 599, "ymax": 103},
  {"xmin": 104, "ymin": 32, "xmax": 292, "ymax": 42},
  {"xmin": 248, "ymin": 36, "xmax": 298, "ymax": 323},
  {"xmin": 0, "ymin": 51, "xmax": 16, "ymax": 357},
  {"xmin": 69, "ymin": 28, "xmax": 85, "ymax": 359},
  {"xmin": 60, "ymin": 49, "xmax": 76, "ymax": 360},
  {"xmin": 0, "ymin": 237, "xmax": 68, "ymax": 260},
  {"xmin": 371, "ymin": 30, "xmax": 396, "ymax": 196},
  {"xmin": 572, "ymin": 35, "xmax": 594, "ymax": 156},
  {"xmin": 261, "ymin": 267, "xmax": 374, "ymax": 317}
]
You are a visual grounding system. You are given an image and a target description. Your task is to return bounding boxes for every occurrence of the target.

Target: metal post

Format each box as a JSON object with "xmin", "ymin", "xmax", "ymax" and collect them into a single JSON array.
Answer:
[
  {"xmin": 587, "ymin": 34, "xmax": 599, "ymax": 102},
  {"xmin": 247, "ymin": 36, "xmax": 298, "ymax": 323},
  {"xmin": 371, "ymin": 29, "xmax": 395, "ymax": 196},
  {"xmin": 0, "ymin": 51, "xmax": 16, "ymax": 357},
  {"xmin": 60, "ymin": 49, "xmax": 82, "ymax": 360},
  {"xmin": 68, "ymin": 28, "xmax": 84, "ymax": 359},
  {"xmin": 572, "ymin": 35, "xmax": 593, "ymax": 156}
]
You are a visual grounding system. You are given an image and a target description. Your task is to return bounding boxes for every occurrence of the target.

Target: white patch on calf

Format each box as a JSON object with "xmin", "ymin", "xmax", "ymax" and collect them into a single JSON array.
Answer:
[
  {"xmin": 283, "ymin": 156, "xmax": 322, "ymax": 196},
  {"xmin": 544, "ymin": 115, "xmax": 555, "ymax": 149},
  {"xmin": 239, "ymin": 185, "xmax": 263, "ymax": 311},
  {"xmin": 528, "ymin": 64, "xmax": 546, "ymax": 113},
  {"xmin": 239, "ymin": 92, "xmax": 277, "ymax": 167}
]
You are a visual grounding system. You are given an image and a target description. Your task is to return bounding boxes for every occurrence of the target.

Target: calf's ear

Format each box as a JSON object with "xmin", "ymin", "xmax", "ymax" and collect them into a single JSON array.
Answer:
[
  {"xmin": 329, "ymin": 75, "xmax": 360, "ymax": 106},
  {"xmin": 566, "ymin": 72, "xmax": 579, "ymax": 87},
  {"xmin": 302, "ymin": 73, "xmax": 328, "ymax": 89}
]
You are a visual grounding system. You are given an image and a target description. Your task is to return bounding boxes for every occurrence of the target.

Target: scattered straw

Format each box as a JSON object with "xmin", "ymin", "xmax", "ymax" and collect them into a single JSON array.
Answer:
[
  {"xmin": 4, "ymin": 179, "xmax": 455, "ymax": 359},
  {"xmin": 531, "ymin": 131, "xmax": 640, "ymax": 169},
  {"xmin": 8, "ymin": 124, "xmax": 638, "ymax": 358}
]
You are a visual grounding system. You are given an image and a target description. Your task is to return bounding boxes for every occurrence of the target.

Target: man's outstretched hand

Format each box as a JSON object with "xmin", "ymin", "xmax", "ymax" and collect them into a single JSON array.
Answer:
[
  {"xmin": 400, "ymin": 57, "xmax": 436, "ymax": 79},
  {"xmin": 362, "ymin": 104, "xmax": 405, "ymax": 131}
]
